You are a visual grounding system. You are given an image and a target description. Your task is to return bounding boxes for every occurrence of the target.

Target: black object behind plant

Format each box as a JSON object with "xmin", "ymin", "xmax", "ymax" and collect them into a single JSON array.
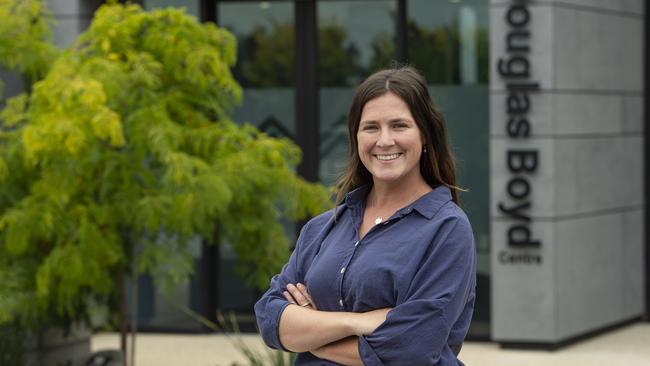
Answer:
[
  {"xmin": 0, "ymin": 322, "xmax": 26, "ymax": 366},
  {"xmin": 85, "ymin": 350, "xmax": 124, "ymax": 366}
]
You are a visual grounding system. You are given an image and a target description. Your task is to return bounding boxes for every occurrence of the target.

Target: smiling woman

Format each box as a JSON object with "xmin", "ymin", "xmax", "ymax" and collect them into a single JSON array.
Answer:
[{"xmin": 255, "ymin": 66, "xmax": 476, "ymax": 366}]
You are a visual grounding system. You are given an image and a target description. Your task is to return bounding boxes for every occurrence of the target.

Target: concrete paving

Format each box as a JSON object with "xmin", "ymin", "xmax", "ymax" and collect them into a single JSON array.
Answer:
[{"xmin": 92, "ymin": 322, "xmax": 650, "ymax": 366}]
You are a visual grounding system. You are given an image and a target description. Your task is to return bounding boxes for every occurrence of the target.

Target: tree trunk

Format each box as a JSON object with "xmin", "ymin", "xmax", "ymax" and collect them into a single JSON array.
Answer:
[
  {"xmin": 130, "ymin": 241, "xmax": 138, "ymax": 366},
  {"xmin": 118, "ymin": 270, "xmax": 127, "ymax": 362}
]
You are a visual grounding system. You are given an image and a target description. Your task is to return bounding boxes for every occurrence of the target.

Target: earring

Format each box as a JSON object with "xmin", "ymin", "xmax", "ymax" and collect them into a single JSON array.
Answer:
[{"xmin": 423, "ymin": 145, "xmax": 427, "ymax": 153}]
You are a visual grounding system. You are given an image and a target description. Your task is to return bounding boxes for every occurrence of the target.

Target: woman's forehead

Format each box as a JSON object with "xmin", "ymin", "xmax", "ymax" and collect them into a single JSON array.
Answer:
[{"xmin": 360, "ymin": 93, "xmax": 412, "ymax": 119}]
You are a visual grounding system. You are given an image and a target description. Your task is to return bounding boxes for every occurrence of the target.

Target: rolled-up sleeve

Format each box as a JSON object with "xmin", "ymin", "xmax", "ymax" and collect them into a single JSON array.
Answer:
[
  {"xmin": 358, "ymin": 216, "xmax": 476, "ymax": 366},
  {"xmin": 254, "ymin": 220, "xmax": 312, "ymax": 351}
]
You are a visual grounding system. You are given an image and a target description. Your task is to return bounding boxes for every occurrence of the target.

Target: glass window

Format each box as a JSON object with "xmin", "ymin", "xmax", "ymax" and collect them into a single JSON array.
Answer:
[
  {"xmin": 219, "ymin": 2, "xmax": 296, "ymax": 139},
  {"xmin": 408, "ymin": 0, "xmax": 490, "ymax": 338},
  {"xmin": 144, "ymin": 0, "xmax": 199, "ymax": 17},
  {"xmin": 317, "ymin": 0, "xmax": 397, "ymax": 184},
  {"xmin": 408, "ymin": 0, "xmax": 489, "ymax": 84}
]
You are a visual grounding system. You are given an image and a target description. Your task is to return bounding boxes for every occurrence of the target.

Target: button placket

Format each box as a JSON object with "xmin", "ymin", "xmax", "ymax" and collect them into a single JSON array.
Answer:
[{"xmin": 337, "ymin": 239, "xmax": 359, "ymax": 311}]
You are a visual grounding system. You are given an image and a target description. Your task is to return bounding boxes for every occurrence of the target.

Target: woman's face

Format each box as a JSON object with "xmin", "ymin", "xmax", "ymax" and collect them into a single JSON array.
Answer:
[{"xmin": 357, "ymin": 92, "xmax": 425, "ymax": 186}]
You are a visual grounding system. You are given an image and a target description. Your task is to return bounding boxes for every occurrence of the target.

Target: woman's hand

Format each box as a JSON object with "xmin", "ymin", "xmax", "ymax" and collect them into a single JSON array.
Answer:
[{"xmin": 283, "ymin": 283, "xmax": 317, "ymax": 310}]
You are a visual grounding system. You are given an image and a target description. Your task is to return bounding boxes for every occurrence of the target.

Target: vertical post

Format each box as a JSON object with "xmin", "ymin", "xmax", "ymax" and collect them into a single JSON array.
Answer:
[
  {"xmin": 396, "ymin": 0, "xmax": 408, "ymax": 63},
  {"xmin": 295, "ymin": 0, "xmax": 319, "ymax": 183},
  {"xmin": 200, "ymin": 0, "xmax": 218, "ymax": 23},
  {"xmin": 200, "ymin": 235, "xmax": 219, "ymax": 327},
  {"xmin": 130, "ymin": 243, "xmax": 138, "ymax": 366},
  {"xmin": 199, "ymin": 0, "xmax": 219, "ymax": 329},
  {"xmin": 643, "ymin": 2, "xmax": 650, "ymax": 322},
  {"xmin": 118, "ymin": 270, "xmax": 127, "ymax": 359}
]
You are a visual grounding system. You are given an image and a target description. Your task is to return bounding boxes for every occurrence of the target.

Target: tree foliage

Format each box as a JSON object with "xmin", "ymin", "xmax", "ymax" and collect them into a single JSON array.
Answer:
[
  {"xmin": 0, "ymin": 0, "xmax": 58, "ymax": 87},
  {"xmin": 0, "ymin": 1, "xmax": 330, "ymax": 328}
]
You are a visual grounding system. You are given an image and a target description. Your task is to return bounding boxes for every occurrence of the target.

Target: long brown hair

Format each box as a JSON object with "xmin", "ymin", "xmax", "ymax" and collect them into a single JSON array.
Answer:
[{"xmin": 335, "ymin": 66, "xmax": 460, "ymax": 205}]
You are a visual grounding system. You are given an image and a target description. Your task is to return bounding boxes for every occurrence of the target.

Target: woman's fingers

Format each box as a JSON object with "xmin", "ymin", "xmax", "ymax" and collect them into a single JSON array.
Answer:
[
  {"xmin": 296, "ymin": 283, "xmax": 317, "ymax": 310},
  {"xmin": 283, "ymin": 291, "xmax": 296, "ymax": 304},
  {"xmin": 286, "ymin": 283, "xmax": 311, "ymax": 308}
]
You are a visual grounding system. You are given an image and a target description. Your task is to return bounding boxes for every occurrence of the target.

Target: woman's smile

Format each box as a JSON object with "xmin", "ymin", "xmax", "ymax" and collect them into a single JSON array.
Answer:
[{"xmin": 375, "ymin": 153, "xmax": 402, "ymax": 161}]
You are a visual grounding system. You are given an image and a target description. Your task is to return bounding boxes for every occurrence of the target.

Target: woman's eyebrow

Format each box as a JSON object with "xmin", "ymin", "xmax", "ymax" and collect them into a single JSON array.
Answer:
[
  {"xmin": 359, "ymin": 120, "xmax": 378, "ymax": 125},
  {"xmin": 361, "ymin": 118, "xmax": 411, "ymax": 125}
]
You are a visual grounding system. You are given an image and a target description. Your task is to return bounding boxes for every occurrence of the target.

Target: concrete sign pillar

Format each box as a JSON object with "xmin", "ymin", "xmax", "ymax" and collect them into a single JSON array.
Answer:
[{"xmin": 490, "ymin": 0, "xmax": 645, "ymax": 346}]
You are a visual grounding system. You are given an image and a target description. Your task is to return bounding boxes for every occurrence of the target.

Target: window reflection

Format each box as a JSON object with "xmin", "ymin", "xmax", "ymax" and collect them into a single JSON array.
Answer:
[
  {"xmin": 408, "ymin": 0, "xmax": 489, "ymax": 84},
  {"xmin": 216, "ymin": 4, "xmax": 298, "ymax": 150},
  {"xmin": 219, "ymin": 2, "xmax": 295, "ymax": 138},
  {"xmin": 144, "ymin": 0, "xmax": 199, "ymax": 16},
  {"xmin": 318, "ymin": 0, "xmax": 396, "ymax": 87},
  {"xmin": 318, "ymin": 0, "xmax": 396, "ymax": 184},
  {"xmin": 220, "ymin": 2, "xmax": 294, "ymax": 88}
]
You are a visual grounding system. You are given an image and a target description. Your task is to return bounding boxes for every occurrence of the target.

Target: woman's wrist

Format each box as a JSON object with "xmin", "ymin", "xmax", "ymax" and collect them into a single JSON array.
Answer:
[
  {"xmin": 340, "ymin": 311, "xmax": 363, "ymax": 337},
  {"xmin": 342, "ymin": 308, "xmax": 391, "ymax": 337}
]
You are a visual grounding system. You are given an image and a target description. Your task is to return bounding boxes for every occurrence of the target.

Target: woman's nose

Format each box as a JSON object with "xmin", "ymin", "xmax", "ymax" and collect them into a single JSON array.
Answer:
[{"xmin": 376, "ymin": 128, "xmax": 395, "ymax": 147}]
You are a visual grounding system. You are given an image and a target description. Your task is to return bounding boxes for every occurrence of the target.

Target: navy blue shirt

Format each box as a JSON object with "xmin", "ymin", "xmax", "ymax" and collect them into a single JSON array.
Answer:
[{"xmin": 255, "ymin": 185, "xmax": 476, "ymax": 365}]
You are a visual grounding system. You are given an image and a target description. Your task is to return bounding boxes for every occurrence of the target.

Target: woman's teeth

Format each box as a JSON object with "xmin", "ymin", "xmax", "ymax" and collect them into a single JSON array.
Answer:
[{"xmin": 376, "ymin": 153, "xmax": 401, "ymax": 161}]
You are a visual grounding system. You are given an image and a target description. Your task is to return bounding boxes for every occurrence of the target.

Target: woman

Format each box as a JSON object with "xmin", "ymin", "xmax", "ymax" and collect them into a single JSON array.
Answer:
[{"xmin": 255, "ymin": 66, "xmax": 476, "ymax": 366}]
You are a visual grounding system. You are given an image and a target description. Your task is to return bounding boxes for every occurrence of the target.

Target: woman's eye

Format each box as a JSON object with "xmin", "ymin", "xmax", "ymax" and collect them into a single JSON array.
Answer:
[
  {"xmin": 363, "ymin": 125, "xmax": 378, "ymax": 130},
  {"xmin": 393, "ymin": 123, "xmax": 408, "ymax": 129}
]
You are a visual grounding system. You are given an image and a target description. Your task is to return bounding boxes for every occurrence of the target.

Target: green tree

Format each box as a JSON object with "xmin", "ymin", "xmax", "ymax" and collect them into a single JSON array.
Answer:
[{"xmin": 0, "ymin": 0, "xmax": 329, "ymax": 345}]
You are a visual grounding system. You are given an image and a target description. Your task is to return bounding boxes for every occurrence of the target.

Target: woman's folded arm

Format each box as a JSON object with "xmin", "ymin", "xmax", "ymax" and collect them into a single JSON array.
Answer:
[
  {"xmin": 311, "ymin": 336, "xmax": 363, "ymax": 366},
  {"xmin": 278, "ymin": 303, "xmax": 390, "ymax": 352}
]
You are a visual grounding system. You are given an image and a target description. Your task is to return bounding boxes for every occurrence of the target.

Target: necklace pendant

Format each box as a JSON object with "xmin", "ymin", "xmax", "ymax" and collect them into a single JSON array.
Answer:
[{"xmin": 375, "ymin": 217, "xmax": 383, "ymax": 225}]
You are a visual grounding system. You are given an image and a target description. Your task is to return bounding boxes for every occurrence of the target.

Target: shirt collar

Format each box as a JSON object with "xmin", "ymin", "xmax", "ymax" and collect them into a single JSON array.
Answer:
[
  {"xmin": 343, "ymin": 184, "xmax": 452, "ymax": 220},
  {"xmin": 344, "ymin": 185, "xmax": 372, "ymax": 208},
  {"xmin": 411, "ymin": 185, "xmax": 453, "ymax": 219}
]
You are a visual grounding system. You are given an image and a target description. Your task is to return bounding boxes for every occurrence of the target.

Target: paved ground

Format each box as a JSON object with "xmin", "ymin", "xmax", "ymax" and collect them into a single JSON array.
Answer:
[{"xmin": 92, "ymin": 322, "xmax": 650, "ymax": 366}]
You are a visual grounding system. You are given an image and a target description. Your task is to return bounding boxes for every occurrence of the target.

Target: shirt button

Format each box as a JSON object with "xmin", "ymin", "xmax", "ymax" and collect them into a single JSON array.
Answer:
[
  {"xmin": 340, "ymin": 267, "xmax": 346, "ymax": 274},
  {"xmin": 339, "ymin": 299, "xmax": 343, "ymax": 307},
  {"xmin": 354, "ymin": 241, "xmax": 359, "ymax": 247}
]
